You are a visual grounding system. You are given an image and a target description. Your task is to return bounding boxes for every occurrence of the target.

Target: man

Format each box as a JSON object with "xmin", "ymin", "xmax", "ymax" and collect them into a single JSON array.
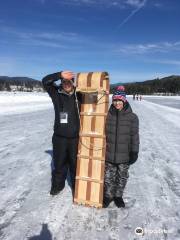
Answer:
[{"xmin": 42, "ymin": 71, "xmax": 81, "ymax": 196}]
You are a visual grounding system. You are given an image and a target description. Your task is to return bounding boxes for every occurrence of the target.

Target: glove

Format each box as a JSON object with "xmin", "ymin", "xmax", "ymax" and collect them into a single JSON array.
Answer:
[{"xmin": 129, "ymin": 152, "xmax": 138, "ymax": 165}]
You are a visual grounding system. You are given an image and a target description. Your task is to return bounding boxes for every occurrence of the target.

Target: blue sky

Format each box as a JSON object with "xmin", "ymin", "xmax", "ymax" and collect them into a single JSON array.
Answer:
[{"xmin": 0, "ymin": 0, "xmax": 180, "ymax": 83}]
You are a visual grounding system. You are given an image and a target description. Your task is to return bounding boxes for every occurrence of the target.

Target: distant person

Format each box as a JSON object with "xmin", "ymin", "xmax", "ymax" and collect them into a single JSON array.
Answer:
[
  {"xmin": 42, "ymin": 71, "xmax": 82, "ymax": 196},
  {"xmin": 140, "ymin": 95, "xmax": 142, "ymax": 101},
  {"xmin": 103, "ymin": 86, "xmax": 139, "ymax": 208},
  {"xmin": 133, "ymin": 94, "xmax": 135, "ymax": 100},
  {"xmin": 136, "ymin": 94, "xmax": 139, "ymax": 101}
]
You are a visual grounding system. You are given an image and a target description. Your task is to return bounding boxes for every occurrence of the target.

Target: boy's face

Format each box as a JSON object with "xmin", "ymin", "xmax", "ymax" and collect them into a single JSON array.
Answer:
[
  {"xmin": 62, "ymin": 80, "xmax": 73, "ymax": 93},
  {"xmin": 113, "ymin": 100, "xmax": 124, "ymax": 110}
]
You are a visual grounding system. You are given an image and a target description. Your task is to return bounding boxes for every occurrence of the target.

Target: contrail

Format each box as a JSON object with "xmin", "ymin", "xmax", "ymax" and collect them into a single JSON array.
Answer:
[{"xmin": 118, "ymin": 0, "xmax": 147, "ymax": 29}]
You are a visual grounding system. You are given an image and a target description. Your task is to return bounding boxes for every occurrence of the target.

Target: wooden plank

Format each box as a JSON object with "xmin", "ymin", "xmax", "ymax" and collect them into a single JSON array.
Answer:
[
  {"xmin": 75, "ymin": 176, "xmax": 104, "ymax": 184},
  {"xmin": 79, "ymin": 133, "xmax": 106, "ymax": 138},
  {"xmin": 80, "ymin": 112, "xmax": 107, "ymax": 116},
  {"xmin": 73, "ymin": 198, "xmax": 102, "ymax": 208},
  {"xmin": 77, "ymin": 155, "xmax": 105, "ymax": 161}
]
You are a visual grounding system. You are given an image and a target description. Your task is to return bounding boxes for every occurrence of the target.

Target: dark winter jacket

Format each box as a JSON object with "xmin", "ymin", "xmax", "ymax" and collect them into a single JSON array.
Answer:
[
  {"xmin": 105, "ymin": 102, "xmax": 139, "ymax": 164},
  {"xmin": 42, "ymin": 72, "xmax": 81, "ymax": 138}
]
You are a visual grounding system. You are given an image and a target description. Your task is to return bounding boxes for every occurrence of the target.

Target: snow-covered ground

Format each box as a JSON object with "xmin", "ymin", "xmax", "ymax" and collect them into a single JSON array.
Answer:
[
  {"xmin": 0, "ymin": 92, "xmax": 51, "ymax": 115},
  {"xmin": 142, "ymin": 95, "xmax": 180, "ymax": 110},
  {"xmin": 0, "ymin": 93, "xmax": 180, "ymax": 240}
]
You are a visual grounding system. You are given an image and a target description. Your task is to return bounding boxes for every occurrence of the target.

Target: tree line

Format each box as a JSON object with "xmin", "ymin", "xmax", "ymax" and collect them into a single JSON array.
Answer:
[
  {"xmin": 0, "ymin": 76, "xmax": 43, "ymax": 92},
  {"xmin": 110, "ymin": 75, "xmax": 180, "ymax": 95},
  {"xmin": 1, "ymin": 74, "xmax": 180, "ymax": 94}
]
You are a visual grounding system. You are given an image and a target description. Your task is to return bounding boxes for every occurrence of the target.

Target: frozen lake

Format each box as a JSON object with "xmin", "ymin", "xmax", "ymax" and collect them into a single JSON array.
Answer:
[
  {"xmin": 142, "ymin": 96, "xmax": 180, "ymax": 110},
  {"xmin": 0, "ymin": 92, "xmax": 180, "ymax": 240}
]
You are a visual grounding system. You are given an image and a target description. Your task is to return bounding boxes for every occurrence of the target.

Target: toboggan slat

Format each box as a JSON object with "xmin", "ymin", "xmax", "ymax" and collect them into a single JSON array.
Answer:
[{"xmin": 74, "ymin": 72, "xmax": 109, "ymax": 208}]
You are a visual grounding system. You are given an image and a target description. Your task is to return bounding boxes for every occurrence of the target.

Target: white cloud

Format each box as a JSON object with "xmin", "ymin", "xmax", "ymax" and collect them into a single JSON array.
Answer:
[
  {"xmin": 118, "ymin": 0, "xmax": 147, "ymax": 28},
  {"xmin": 1, "ymin": 25, "xmax": 180, "ymax": 57},
  {"xmin": 2, "ymin": 25, "xmax": 180, "ymax": 57},
  {"xmin": 114, "ymin": 41, "xmax": 180, "ymax": 54},
  {"xmin": 148, "ymin": 59, "xmax": 180, "ymax": 66},
  {"xmin": 126, "ymin": 0, "xmax": 146, "ymax": 7},
  {"xmin": 1, "ymin": 26, "xmax": 78, "ymax": 41},
  {"xmin": 0, "ymin": 26, "xmax": 80, "ymax": 49},
  {"xmin": 58, "ymin": 0, "xmax": 147, "ymax": 8}
]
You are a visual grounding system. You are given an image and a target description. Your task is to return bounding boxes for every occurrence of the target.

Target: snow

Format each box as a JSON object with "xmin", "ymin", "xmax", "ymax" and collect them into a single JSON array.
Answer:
[
  {"xmin": 0, "ymin": 93, "xmax": 180, "ymax": 240},
  {"xmin": 0, "ymin": 92, "xmax": 52, "ymax": 115},
  {"xmin": 139, "ymin": 95, "xmax": 180, "ymax": 99},
  {"xmin": 142, "ymin": 95, "xmax": 180, "ymax": 110}
]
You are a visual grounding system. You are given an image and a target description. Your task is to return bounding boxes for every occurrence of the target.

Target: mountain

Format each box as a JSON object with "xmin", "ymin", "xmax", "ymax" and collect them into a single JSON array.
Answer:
[
  {"xmin": 0, "ymin": 76, "xmax": 43, "ymax": 92},
  {"xmin": 110, "ymin": 75, "xmax": 180, "ymax": 94},
  {"xmin": 0, "ymin": 76, "xmax": 40, "ymax": 83}
]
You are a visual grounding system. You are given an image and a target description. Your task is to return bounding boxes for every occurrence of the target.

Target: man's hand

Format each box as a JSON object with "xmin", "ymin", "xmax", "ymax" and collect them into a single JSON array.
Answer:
[{"xmin": 61, "ymin": 71, "xmax": 75, "ymax": 80}]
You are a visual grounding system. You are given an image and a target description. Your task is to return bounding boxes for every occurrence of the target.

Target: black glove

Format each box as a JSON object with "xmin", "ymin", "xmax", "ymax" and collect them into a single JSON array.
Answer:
[{"xmin": 129, "ymin": 152, "xmax": 138, "ymax": 165}]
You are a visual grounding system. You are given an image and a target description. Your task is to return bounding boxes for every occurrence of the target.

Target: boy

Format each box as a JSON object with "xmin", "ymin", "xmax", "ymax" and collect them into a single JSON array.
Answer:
[{"xmin": 103, "ymin": 86, "xmax": 139, "ymax": 208}]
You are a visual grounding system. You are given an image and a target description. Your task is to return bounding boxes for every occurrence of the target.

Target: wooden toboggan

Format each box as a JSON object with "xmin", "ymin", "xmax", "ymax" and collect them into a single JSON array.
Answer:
[{"xmin": 74, "ymin": 72, "xmax": 110, "ymax": 208}]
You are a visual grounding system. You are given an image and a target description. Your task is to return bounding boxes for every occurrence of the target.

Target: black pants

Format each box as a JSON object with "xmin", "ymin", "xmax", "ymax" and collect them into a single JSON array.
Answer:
[{"xmin": 52, "ymin": 134, "xmax": 79, "ymax": 192}]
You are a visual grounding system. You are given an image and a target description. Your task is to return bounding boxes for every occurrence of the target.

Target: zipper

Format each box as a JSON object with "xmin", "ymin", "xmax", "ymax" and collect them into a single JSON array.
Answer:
[{"xmin": 114, "ymin": 110, "xmax": 119, "ymax": 163}]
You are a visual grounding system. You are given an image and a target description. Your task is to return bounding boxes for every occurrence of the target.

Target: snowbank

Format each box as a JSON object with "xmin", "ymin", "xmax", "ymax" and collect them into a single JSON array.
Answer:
[{"xmin": 0, "ymin": 92, "xmax": 52, "ymax": 115}]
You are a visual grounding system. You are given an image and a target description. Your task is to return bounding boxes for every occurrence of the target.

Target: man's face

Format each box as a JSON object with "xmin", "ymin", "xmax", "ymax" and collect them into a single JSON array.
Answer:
[
  {"xmin": 62, "ymin": 80, "xmax": 73, "ymax": 93},
  {"xmin": 112, "ymin": 100, "xmax": 124, "ymax": 110}
]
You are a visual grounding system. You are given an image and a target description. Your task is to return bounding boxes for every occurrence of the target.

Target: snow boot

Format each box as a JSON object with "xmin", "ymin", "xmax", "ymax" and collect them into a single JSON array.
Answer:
[
  {"xmin": 114, "ymin": 197, "xmax": 125, "ymax": 208},
  {"xmin": 103, "ymin": 197, "xmax": 112, "ymax": 208},
  {"xmin": 50, "ymin": 183, "xmax": 64, "ymax": 196},
  {"xmin": 50, "ymin": 187, "xmax": 61, "ymax": 196}
]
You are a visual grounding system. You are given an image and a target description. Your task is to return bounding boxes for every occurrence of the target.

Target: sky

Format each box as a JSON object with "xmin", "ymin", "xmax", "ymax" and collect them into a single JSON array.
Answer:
[{"xmin": 0, "ymin": 0, "xmax": 180, "ymax": 83}]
